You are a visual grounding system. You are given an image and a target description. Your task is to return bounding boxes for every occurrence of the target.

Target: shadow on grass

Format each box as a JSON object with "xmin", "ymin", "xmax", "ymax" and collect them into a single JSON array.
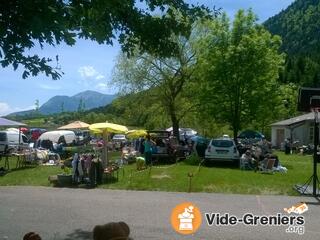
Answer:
[
  {"xmin": 151, "ymin": 158, "xmax": 178, "ymax": 165},
  {"xmin": 53, "ymin": 177, "xmax": 120, "ymax": 189},
  {"xmin": 63, "ymin": 228, "xmax": 92, "ymax": 240},
  {"xmin": 7, "ymin": 165, "xmax": 38, "ymax": 172},
  {"xmin": 0, "ymin": 165, "xmax": 37, "ymax": 176},
  {"xmin": 204, "ymin": 160, "xmax": 239, "ymax": 169}
]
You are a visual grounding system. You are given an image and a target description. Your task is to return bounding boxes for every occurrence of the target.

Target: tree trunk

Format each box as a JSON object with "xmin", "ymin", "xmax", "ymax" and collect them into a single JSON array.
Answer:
[
  {"xmin": 171, "ymin": 114, "xmax": 180, "ymax": 141},
  {"xmin": 231, "ymin": 113, "xmax": 240, "ymax": 142},
  {"xmin": 232, "ymin": 98, "xmax": 241, "ymax": 141},
  {"xmin": 233, "ymin": 128, "xmax": 238, "ymax": 142}
]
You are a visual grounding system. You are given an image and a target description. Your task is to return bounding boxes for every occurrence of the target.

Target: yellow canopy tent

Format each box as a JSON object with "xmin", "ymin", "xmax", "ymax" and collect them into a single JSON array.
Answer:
[
  {"xmin": 126, "ymin": 129, "xmax": 147, "ymax": 139},
  {"xmin": 89, "ymin": 122, "xmax": 128, "ymax": 166}
]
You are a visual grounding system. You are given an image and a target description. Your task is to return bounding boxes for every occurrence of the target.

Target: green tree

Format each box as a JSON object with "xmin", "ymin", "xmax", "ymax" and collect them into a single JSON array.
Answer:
[
  {"xmin": 0, "ymin": 0, "xmax": 211, "ymax": 80},
  {"xmin": 113, "ymin": 36, "xmax": 198, "ymax": 140},
  {"xmin": 34, "ymin": 99, "xmax": 40, "ymax": 112},
  {"xmin": 196, "ymin": 10, "xmax": 284, "ymax": 138}
]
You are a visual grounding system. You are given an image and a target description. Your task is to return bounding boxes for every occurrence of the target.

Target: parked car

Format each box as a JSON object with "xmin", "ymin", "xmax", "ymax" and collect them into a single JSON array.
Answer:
[
  {"xmin": 0, "ymin": 130, "xmax": 29, "ymax": 154},
  {"xmin": 205, "ymin": 137, "xmax": 239, "ymax": 163},
  {"xmin": 28, "ymin": 128, "xmax": 47, "ymax": 142},
  {"xmin": 74, "ymin": 130, "xmax": 90, "ymax": 145},
  {"xmin": 147, "ymin": 130, "xmax": 188, "ymax": 162},
  {"xmin": 112, "ymin": 134, "xmax": 127, "ymax": 150}
]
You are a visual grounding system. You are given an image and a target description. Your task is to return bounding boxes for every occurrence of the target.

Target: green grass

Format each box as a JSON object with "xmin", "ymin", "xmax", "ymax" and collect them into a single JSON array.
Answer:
[{"xmin": 1, "ymin": 152, "xmax": 318, "ymax": 196}]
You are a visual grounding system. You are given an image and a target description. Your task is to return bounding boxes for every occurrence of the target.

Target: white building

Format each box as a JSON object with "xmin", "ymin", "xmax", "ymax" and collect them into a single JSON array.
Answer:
[{"xmin": 271, "ymin": 113, "xmax": 316, "ymax": 148}]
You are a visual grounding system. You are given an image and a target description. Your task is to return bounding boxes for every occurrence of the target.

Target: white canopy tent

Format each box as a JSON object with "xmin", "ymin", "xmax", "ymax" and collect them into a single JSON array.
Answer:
[{"xmin": 38, "ymin": 130, "xmax": 76, "ymax": 144}]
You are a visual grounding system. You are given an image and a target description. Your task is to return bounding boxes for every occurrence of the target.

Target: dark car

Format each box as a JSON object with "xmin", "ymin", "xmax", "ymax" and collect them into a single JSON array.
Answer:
[{"xmin": 147, "ymin": 130, "xmax": 188, "ymax": 162}]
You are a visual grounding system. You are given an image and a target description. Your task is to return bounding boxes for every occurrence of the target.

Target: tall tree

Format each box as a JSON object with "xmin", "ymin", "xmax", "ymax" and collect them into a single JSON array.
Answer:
[
  {"xmin": 34, "ymin": 99, "xmax": 40, "ymax": 112},
  {"xmin": 78, "ymin": 98, "xmax": 85, "ymax": 113},
  {"xmin": 0, "ymin": 0, "xmax": 211, "ymax": 80},
  {"xmin": 195, "ymin": 10, "xmax": 284, "ymax": 138},
  {"xmin": 113, "ymin": 36, "xmax": 197, "ymax": 140}
]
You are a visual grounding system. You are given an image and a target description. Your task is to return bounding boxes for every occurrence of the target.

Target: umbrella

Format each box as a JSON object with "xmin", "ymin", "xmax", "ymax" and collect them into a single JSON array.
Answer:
[
  {"xmin": 89, "ymin": 122, "xmax": 128, "ymax": 134},
  {"xmin": 20, "ymin": 127, "xmax": 28, "ymax": 133},
  {"xmin": 126, "ymin": 129, "xmax": 147, "ymax": 139},
  {"xmin": 89, "ymin": 122, "xmax": 128, "ymax": 166},
  {"xmin": 58, "ymin": 121, "xmax": 90, "ymax": 130}
]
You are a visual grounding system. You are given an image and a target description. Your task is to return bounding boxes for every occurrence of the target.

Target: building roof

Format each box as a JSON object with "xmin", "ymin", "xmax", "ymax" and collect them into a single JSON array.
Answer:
[{"xmin": 271, "ymin": 113, "xmax": 314, "ymax": 127}]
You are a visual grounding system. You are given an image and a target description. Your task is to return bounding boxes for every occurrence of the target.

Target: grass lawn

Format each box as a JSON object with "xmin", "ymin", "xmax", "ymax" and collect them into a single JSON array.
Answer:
[{"xmin": 0, "ymin": 151, "xmax": 318, "ymax": 195}]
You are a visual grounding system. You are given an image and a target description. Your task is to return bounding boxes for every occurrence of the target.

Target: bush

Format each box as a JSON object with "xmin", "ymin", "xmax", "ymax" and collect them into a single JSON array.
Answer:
[{"xmin": 185, "ymin": 153, "xmax": 202, "ymax": 166}]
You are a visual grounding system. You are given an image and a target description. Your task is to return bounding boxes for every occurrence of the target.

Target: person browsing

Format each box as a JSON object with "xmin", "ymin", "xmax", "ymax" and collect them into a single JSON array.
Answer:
[{"xmin": 143, "ymin": 135, "xmax": 155, "ymax": 166}]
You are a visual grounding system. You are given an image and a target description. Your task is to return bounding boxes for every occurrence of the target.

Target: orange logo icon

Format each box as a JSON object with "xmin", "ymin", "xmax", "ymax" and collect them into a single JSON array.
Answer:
[{"xmin": 171, "ymin": 202, "xmax": 202, "ymax": 235}]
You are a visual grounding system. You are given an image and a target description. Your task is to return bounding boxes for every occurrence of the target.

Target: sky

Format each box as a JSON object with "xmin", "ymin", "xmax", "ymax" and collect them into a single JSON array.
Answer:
[{"xmin": 0, "ymin": 0, "xmax": 295, "ymax": 116}]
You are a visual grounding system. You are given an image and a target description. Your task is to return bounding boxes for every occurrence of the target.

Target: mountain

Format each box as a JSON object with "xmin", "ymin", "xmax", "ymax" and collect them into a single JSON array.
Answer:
[
  {"xmin": 264, "ymin": 0, "xmax": 320, "ymax": 56},
  {"xmin": 9, "ymin": 90, "xmax": 117, "ymax": 116},
  {"xmin": 264, "ymin": 0, "xmax": 320, "ymax": 86},
  {"xmin": 72, "ymin": 91, "xmax": 116, "ymax": 110}
]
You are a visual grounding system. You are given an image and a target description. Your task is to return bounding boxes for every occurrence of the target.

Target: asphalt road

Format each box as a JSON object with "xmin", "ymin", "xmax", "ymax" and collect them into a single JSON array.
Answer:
[{"xmin": 0, "ymin": 187, "xmax": 319, "ymax": 240}]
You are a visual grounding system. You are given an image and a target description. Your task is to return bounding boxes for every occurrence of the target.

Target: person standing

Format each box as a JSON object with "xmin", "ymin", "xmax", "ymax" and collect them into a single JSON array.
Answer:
[
  {"xmin": 143, "ymin": 135, "xmax": 155, "ymax": 166},
  {"xmin": 284, "ymin": 138, "xmax": 291, "ymax": 154}
]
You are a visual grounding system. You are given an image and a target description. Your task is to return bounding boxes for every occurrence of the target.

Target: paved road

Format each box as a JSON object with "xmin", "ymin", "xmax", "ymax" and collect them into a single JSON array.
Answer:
[{"xmin": 0, "ymin": 187, "xmax": 319, "ymax": 240}]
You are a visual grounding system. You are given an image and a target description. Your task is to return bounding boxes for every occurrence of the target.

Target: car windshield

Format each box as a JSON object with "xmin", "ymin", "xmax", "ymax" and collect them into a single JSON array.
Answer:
[{"xmin": 211, "ymin": 140, "xmax": 234, "ymax": 148}]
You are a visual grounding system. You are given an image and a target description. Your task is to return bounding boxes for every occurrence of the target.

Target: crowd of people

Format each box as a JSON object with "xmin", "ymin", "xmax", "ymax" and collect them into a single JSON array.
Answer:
[{"xmin": 238, "ymin": 138, "xmax": 283, "ymax": 172}]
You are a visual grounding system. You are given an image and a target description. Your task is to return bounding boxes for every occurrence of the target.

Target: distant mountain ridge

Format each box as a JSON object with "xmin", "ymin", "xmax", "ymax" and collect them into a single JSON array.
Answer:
[{"xmin": 8, "ymin": 90, "xmax": 117, "ymax": 116}]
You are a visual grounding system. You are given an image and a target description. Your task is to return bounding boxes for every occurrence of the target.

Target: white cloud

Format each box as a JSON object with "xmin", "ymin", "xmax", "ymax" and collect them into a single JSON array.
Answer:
[
  {"xmin": 0, "ymin": 102, "xmax": 35, "ymax": 116},
  {"xmin": 39, "ymin": 84, "xmax": 61, "ymax": 90},
  {"xmin": 96, "ymin": 74, "xmax": 105, "ymax": 80},
  {"xmin": 0, "ymin": 102, "xmax": 10, "ymax": 116},
  {"xmin": 78, "ymin": 66, "xmax": 99, "ymax": 79},
  {"xmin": 77, "ymin": 66, "xmax": 107, "ymax": 89},
  {"xmin": 95, "ymin": 83, "xmax": 108, "ymax": 91}
]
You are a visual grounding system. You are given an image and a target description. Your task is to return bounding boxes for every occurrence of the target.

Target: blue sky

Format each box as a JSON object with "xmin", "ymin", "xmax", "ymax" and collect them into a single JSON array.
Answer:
[{"xmin": 0, "ymin": 0, "xmax": 295, "ymax": 116}]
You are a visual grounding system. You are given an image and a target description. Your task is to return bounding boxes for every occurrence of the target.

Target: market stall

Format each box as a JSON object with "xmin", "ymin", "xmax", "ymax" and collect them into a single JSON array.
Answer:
[{"xmin": 89, "ymin": 122, "xmax": 128, "ymax": 167}]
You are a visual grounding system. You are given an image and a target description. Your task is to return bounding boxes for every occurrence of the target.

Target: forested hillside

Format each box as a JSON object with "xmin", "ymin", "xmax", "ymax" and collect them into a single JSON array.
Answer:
[{"xmin": 264, "ymin": 0, "xmax": 320, "ymax": 86}]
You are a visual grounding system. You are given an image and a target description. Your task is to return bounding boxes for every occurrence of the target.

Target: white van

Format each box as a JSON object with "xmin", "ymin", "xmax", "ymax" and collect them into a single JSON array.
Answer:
[{"xmin": 0, "ymin": 130, "xmax": 29, "ymax": 154}]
